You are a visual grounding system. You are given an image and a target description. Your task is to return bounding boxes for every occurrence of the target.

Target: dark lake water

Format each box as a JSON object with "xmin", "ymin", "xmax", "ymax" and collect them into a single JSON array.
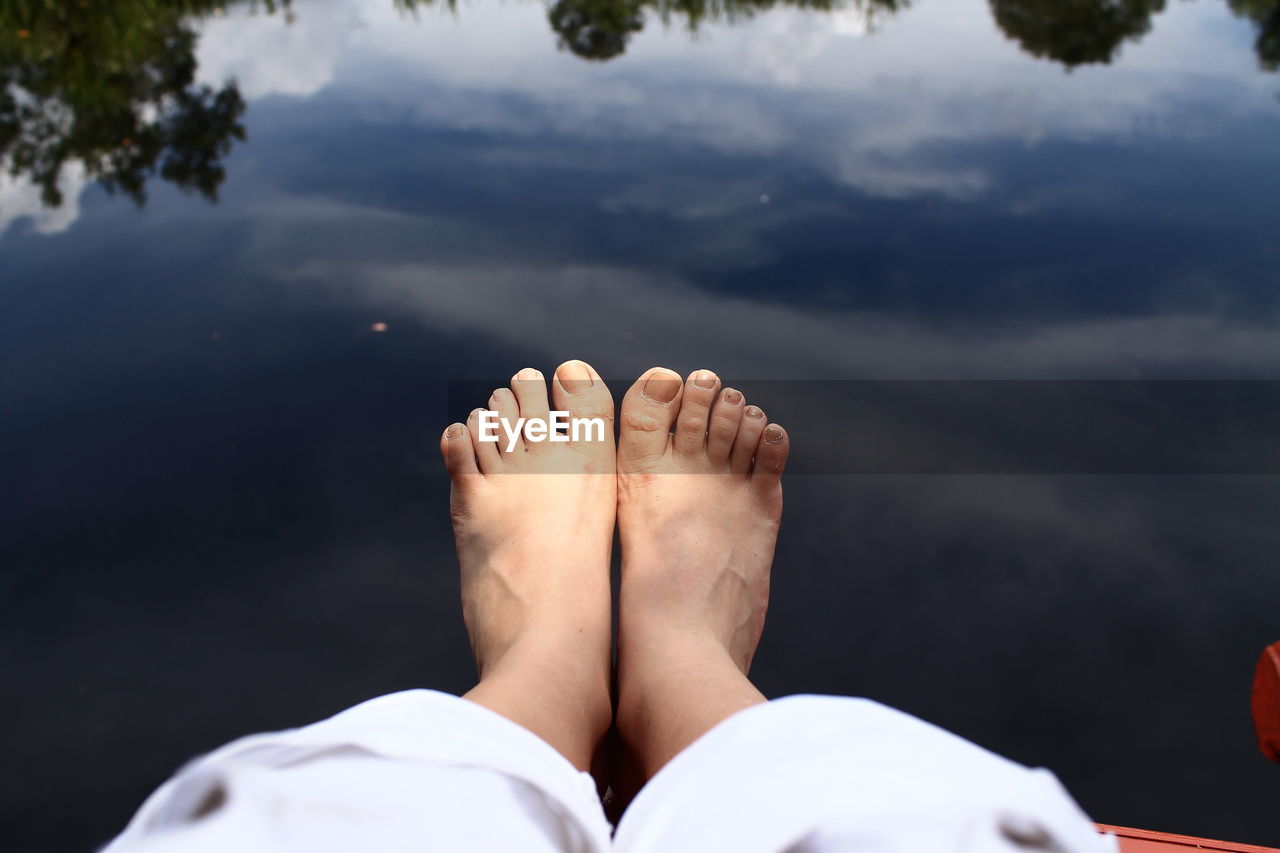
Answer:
[{"xmin": 4, "ymin": 0, "xmax": 1280, "ymax": 849}]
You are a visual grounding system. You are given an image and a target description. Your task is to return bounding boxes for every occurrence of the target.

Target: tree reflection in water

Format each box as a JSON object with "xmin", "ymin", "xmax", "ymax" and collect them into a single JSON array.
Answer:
[
  {"xmin": 1, "ymin": 0, "xmax": 1276, "ymax": 218},
  {"xmin": 989, "ymin": 0, "xmax": 1166, "ymax": 68},
  {"xmin": 0, "ymin": 1, "xmax": 292, "ymax": 208},
  {"xmin": 990, "ymin": 0, "xmax": 1277, "ymax": 71},
  {"xmin": 543, "ymin": 0, "xmax": 904, "ymax": 61},
  {"xmin": 1229, "ymin": 0, "xmax": 1280, "ymax": 69}
]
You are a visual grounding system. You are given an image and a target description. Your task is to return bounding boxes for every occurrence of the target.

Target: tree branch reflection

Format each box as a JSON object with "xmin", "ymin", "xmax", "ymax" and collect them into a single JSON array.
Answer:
[
  {"xmin": 1, "ymin": 0, "xmax": 1275, "ymax": 221},
  {"xmin": 0, "ymin": 1, "xmax": 293, "ymax": 209}
]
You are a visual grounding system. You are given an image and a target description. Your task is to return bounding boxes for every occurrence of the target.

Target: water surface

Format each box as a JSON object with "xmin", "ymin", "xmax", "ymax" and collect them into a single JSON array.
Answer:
[{"xmin": 3, "ymin": 0, "xmax": 1280, "ymax": 848}]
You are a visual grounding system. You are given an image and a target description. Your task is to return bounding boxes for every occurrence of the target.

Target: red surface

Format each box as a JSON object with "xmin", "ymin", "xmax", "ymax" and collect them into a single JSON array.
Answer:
[
  {"xmin": 1254, "ymin": 642, "xmax": 1280, "ymax": 763},
  {"xmin": 1099, "ymin": 824, "xmax": 1280, "ymax": 852}
]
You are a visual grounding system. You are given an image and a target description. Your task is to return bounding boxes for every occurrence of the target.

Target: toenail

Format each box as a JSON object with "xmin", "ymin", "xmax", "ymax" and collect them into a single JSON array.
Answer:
[
  {"xmin": 691, "ymin": 370, "xmax": 717, "ymax": 389},
  {"xmin": 557, "ymin": 360, "xmax": 593, "ymax": 392},
  {"xmin": 516, "ymin": 368, "xmax": 541, "ymax": 382},
  {"xmin": 764, "ymin": 425, "xmax": 785, "ymax": 444},
  {"xmin": 446, "ymin": 423, "xmax": 465, "ymax": 438},
  {"xmin": 642, "ymin": 370, "xmax": 681, "ymax": 403},
  {"xmin": 722, "ymin": 388, "xmax": 742, "ymax": 404},
  {"xmin": 745, "ymin": 405, "xmax": 764, "ymax": 419}
]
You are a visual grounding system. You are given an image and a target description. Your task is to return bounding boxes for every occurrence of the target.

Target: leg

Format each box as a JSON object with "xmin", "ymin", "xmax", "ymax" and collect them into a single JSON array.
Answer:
[
  {"xmin": 613, "ymin": 367, "xmax": 788, "ymax": 778},
  {"xmin": 442, "ymin": 360, "xmax": 616, "ymax": 771},
  {"xmin": 106, "ymin": 361, "xmax": 620, "ymax": 852},
  {"xmin": 611, "ymin": 368, "xmax": 1109, "ymax": 853}
]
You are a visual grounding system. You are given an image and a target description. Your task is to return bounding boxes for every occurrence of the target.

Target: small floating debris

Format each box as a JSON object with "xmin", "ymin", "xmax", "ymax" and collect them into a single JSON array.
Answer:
[
  {"xmin": 759, "ymin": 194, "xmax": 770, "ymax": 204},
  {"xmin": 370, "ymin": 322, "xmax": 388, "ymax": 333}
]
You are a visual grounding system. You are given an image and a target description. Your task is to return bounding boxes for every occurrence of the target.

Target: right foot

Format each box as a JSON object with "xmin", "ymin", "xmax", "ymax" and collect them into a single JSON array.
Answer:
[{"xmin": 615, "ymin": 367, "xmax": 789, "ymax": 775}]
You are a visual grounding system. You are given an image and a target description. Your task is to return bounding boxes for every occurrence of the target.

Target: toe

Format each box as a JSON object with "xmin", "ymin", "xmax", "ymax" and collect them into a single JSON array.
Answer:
[
  {"xmin": 706, "ymin": 387, "xmax": 745, "ymax": 463},
  {"xmin": 551, "ymin": 360, "xmax": 615, "ymax": 446},
  {"xmin": 730, "ymin": 404, "xmax": 767, "ymax": 475},
  {"xmin": 510, "ymin": 367, "xmax": 550, "ymax": 432},
  {"xmin": 751, "ymin": 423, "xmax": 789, "ymax": 502},
  {"xmin": 467, "ymin": 407, "xmax": 502, "ymax": 471},
  {"xmin": 489, "ymin": 387, "xmax": 522, "ymax": 457},
  {"xmin": 441, "ymin": 422, "xmax": 481, "ymax": 478},
  {"xmin": 673, "ymin": 369, "xmax": 721, "ymax": 458},
  {"xmin": 618, "ymin": 367, "xmax": 683, "ymax": 466}
]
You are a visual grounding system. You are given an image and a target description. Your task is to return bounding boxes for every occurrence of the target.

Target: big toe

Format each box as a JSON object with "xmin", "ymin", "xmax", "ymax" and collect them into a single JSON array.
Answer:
[
  {"xmin": 619, "ymin": 367, "xmax": 683, "ymax": 467},
  {"xmin": 551, "ymin": 360, "xmax": 615, "ymax": 448}
]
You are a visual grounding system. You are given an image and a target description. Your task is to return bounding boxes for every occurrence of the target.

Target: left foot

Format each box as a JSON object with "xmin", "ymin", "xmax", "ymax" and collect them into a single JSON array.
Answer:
[
  {"xmin": 616, "ymin": 368, "xmax": 786, "ymax": 676},
  {"xmin": 613, "ymin": 367, "xmax": 789, "ymax": 777},
  {"xmin": 439, "ymin": 360, "xmax": 616, "ymax": 770}
]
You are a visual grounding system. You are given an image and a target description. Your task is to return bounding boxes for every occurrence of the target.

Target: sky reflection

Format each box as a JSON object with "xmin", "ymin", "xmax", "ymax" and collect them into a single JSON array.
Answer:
[
  {"xmin": 2, "ymin": 0, "xmax": 1278, "ymax": 233},
  {"xmin": 4, "ymin": 0, "xmax": 1280, "ymax": 850},
  {"xmin": 7, "ymin": 0, "xmax": 1275, "ymax": 377}
]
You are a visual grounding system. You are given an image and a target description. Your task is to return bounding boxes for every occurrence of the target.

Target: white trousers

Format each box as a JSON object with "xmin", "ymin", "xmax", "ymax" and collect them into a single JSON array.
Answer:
[{"xmin": 105, "ymin": 690, "xmax": 1116, "ymax": 853}]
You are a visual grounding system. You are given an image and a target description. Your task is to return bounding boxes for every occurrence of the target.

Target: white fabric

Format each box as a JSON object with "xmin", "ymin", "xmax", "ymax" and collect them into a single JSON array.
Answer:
[
  {"xmin": 103, "ymin": 690, "xmax": 612, "ymax": 853},
  {"xmin": 105, "ymin": 690, "xmax": 1116, "ymax": 853},
  {"xmin": 614, "ymin": 695, "xmax": 1117, "ymax": 853}
]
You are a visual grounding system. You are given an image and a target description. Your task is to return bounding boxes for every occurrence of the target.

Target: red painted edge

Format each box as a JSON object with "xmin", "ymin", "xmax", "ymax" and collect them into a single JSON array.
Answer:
[
  {"xmin": 1253, "ymin": 642, "xmax": 1280, "ymax": 763},
  {"xmin": 1097, "ymin": 824, "xmax": 1280, "ymax": 853}
]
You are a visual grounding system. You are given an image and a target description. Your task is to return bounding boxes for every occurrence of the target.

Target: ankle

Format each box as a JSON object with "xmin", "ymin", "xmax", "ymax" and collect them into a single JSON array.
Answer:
[
  {"xmin": 470, "ymin": 632, "xmax": 614, "ymax": 766},
  {"xmin": 616, "ymin": 624, "xmax": 757, "ymax": 766},
  {"xmin": 616, "ymin": 670, "xmax": 765, "ymax": 778}
]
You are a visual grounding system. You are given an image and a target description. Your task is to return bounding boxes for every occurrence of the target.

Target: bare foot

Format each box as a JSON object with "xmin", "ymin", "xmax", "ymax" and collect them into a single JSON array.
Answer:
[
  {"xmin": 439, "ymin": 360, "xmax": 615, "ymax": 770},
  {"xmin": 614, "ymin": 367, "xmax": 789, "ymax": 778}
]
